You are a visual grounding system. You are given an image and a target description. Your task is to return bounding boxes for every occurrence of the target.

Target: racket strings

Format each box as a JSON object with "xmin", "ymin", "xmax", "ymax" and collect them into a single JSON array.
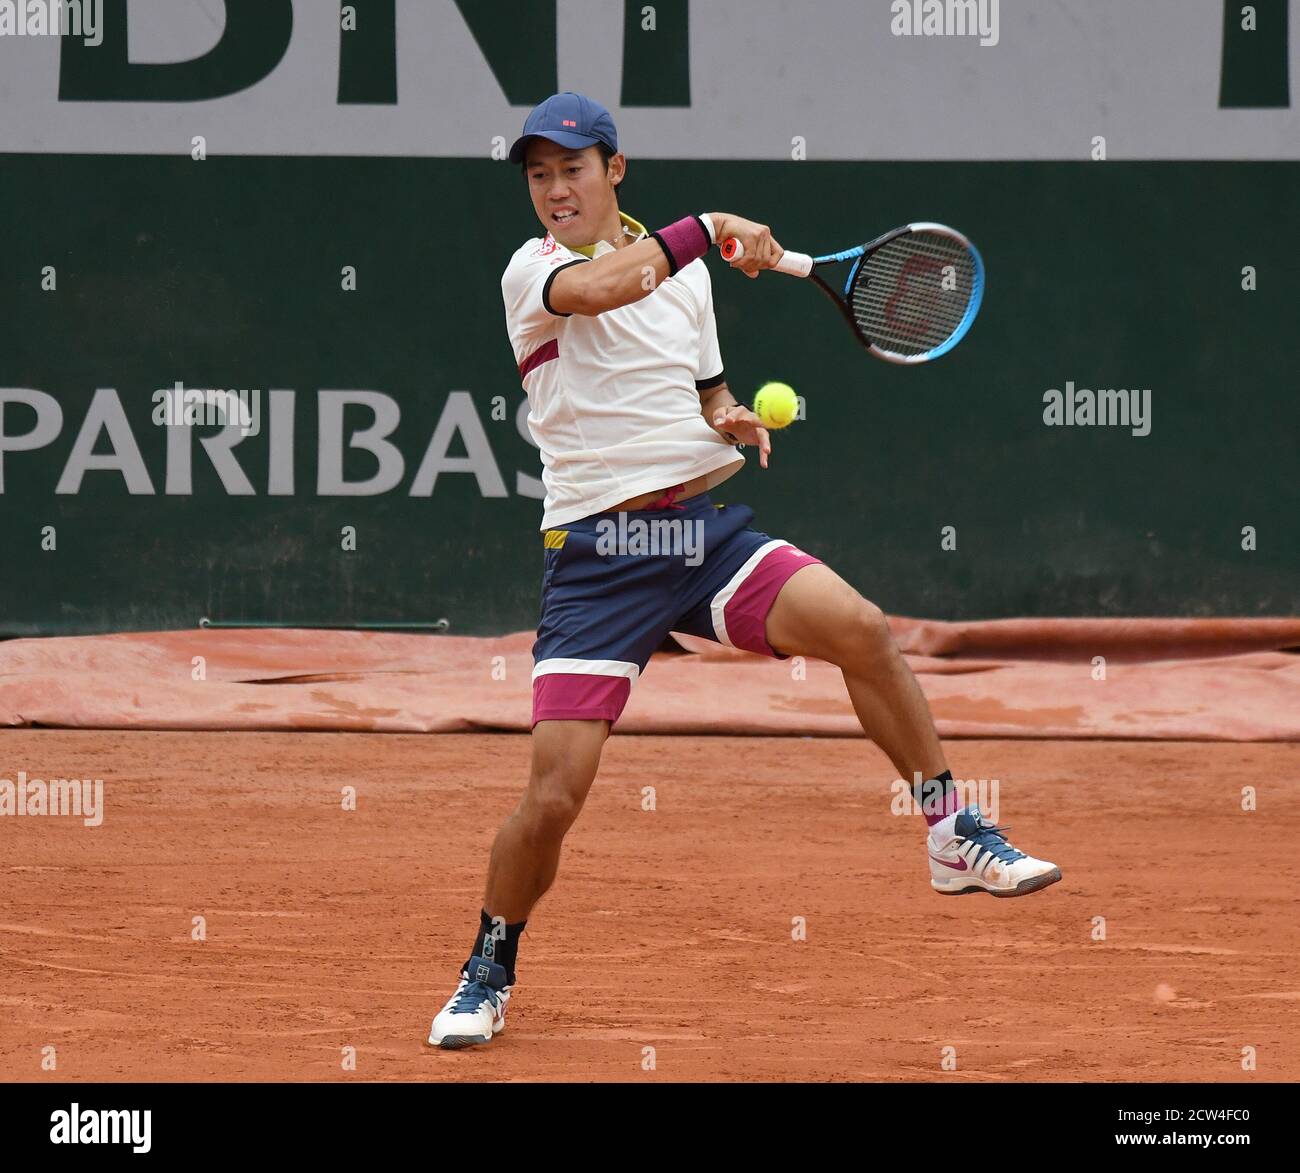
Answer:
[{"xmin": 851, "ymin": 232, "xmax": 976, "ymax": 358}]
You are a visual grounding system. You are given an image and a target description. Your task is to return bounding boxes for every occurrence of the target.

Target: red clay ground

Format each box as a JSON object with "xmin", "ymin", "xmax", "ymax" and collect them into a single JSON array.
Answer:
[{"xmin": 1, "ymin": 732, "xmax": 1296, "ymax": 1082}]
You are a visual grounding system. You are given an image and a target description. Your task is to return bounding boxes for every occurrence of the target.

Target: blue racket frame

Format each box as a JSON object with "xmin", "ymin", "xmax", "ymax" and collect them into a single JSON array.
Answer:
[{"xmin": 805, "ymin": 223, "xmax": 985, "ymax": 364}]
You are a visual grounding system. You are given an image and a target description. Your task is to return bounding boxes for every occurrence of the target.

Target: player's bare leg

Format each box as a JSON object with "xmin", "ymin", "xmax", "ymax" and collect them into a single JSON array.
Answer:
[
  {"xmin": 483, "ymin": 718, "xmax": 609, "ymax": 922},
  {"xmin": 764, "ymin": 562, "xmax": 1061, "ymax": 897},
  {"xmin": 764, "ymin": 563, "xmax": 945, "ymax": 781},
  {"xmin": 429, "ymin": 718, "xmax": 609, "ymax": 1047}
]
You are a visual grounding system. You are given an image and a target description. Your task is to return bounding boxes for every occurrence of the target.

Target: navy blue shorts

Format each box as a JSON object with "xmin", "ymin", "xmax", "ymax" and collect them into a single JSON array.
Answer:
[{"xmin": 531, "ymin": 492, "xmax": 822, "ymax": 726}]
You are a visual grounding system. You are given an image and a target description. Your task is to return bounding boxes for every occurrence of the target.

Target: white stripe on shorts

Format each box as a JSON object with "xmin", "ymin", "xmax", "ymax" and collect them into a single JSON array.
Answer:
[
  {"xmin": 709, "ymin": 539, "xmax": 790, "ymax": 648},
  {"xmin": 532, "ymin": 657, "xmax": 641, "ymax": 683}
]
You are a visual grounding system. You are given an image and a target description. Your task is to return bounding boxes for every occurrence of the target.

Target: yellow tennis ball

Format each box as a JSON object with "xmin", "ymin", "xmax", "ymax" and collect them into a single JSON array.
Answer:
[{"xmin": 753, "ymin": 381, "xmax": 798, "ymax": 430}]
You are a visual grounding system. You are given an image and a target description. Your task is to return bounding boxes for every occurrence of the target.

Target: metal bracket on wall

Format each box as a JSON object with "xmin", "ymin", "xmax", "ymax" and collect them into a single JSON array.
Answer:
[{"xmin": 198, "ymin": 619, "xmax": 451, "ymax": 633}]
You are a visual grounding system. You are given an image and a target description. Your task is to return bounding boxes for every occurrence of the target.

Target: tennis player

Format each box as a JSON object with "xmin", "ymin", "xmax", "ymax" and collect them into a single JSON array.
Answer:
[{"xmin": 429, "ymin": 93, "xmax": 1060, "ymax": 1049}]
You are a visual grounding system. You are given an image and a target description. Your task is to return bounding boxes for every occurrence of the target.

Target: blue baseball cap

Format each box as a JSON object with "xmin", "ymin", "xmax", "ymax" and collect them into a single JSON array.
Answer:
[{"xmin": 509, "ymin": 92, "xmax": 619, "ymax": 165}]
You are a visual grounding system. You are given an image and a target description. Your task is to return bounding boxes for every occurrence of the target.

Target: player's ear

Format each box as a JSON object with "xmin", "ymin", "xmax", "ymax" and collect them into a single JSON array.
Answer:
[{"xmin": 606, "ymin": 151, "xmax": 626, "ymax": 192}]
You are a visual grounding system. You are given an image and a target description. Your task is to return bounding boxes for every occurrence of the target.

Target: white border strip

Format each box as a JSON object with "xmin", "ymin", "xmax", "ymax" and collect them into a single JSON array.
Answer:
[{"xmin": 532, "ymin": 657, "xmax": 641, "ymax": 683}]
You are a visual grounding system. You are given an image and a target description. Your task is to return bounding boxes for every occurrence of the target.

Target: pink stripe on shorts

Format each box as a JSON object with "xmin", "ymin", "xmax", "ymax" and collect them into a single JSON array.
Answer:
[
  {"xmin": 719, "ymin": 543, "xmax": 823, "ymax": 658},
  {"xmin": 532, "ymin": 673, "xmax": 632, "ymax": 726}
]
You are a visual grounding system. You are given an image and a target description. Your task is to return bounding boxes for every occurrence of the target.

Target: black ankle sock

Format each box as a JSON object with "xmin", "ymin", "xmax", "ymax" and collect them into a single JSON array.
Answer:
[
  {"xmin": 467, "ymin": 908, "xmax": 525, "ymax": 985},
  {"xmin": 912, "ymin": 768, "xmax": 955, "ymax": 817}
]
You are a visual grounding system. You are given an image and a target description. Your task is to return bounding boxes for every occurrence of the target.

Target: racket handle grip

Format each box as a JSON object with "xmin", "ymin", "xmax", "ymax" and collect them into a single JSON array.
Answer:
[{"xmin": 719, "ymin": 237, "xmax": 813, "ymax": 278}]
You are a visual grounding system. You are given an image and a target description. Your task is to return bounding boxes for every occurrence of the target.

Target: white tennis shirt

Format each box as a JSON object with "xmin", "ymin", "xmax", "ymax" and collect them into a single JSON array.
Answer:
[{"xmin": 502, "ymin": 213, "xmax": 744, "ymax": 529}]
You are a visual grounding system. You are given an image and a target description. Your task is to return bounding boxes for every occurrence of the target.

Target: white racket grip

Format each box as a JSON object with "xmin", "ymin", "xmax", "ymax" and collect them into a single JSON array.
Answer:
[
  {"xmin": 774, "ymin": 249, "xmax": 814, "ymax": 277},
  {"xmin": 719, "ymin": 237, "xmax": 814, "ymax": 278}
]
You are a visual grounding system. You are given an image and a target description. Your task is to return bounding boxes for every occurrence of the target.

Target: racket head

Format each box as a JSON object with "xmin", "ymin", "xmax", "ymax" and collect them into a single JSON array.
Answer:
[{"xmin": 839, "ymin": 223, "xmax": 985, "ymax": 363}]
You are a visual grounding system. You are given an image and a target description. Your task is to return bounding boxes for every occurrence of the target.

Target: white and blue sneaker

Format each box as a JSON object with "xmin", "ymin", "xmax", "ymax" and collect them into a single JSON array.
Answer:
[
  {"xmin": 928, "ymin": 805, "xmax": 1061, "ymax": 897},
  {"xmin": 428, "ymin": 955, "xmax": 512, "ymax": 1049}
]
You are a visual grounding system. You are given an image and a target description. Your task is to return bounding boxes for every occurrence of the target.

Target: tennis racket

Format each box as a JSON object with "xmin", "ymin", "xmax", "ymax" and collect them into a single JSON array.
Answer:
[{"xmin": 720, "ymin": 222, "xmax": 984, "ymax": 364}]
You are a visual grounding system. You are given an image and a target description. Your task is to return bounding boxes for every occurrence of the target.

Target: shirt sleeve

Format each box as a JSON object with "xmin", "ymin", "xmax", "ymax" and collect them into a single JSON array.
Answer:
[
  {"xmin": 501, "ymin": 238, "xmax": 587, "ymax": 363},
  {"xmin": 694, "ymin": 264, "xmax": 726, "ymax": 390}
]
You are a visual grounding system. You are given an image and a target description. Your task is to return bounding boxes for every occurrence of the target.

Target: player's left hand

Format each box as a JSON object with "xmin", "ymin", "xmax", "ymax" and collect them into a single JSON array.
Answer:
[{"xmin": 712, "ymin": 405, "xmax": 771, "ymax": 468}]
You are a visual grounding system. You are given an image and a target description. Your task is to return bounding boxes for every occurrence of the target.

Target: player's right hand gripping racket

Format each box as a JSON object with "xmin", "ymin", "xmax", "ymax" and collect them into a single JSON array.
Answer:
[{"xmin": 721, "ymin": 223, "xmax": 984, "ymax": 364}]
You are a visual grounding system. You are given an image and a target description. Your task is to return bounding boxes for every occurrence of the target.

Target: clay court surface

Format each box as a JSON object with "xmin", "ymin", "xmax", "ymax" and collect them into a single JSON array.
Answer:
[{"xmin": 2, "ymin": 731, "xmax": 1297, "ymax": 1083}]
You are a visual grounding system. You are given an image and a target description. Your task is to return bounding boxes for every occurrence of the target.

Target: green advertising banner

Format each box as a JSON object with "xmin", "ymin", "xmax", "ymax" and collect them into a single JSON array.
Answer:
[{"xmin": 1, "ymin": 156, "xmax": 1296, "ymax": 634}]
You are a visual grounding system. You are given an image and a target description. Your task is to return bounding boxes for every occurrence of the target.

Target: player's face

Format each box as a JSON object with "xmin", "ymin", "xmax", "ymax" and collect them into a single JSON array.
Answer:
[{"xmin": 524, "ymin": 140, "xmax": 624, "ymax": 245}]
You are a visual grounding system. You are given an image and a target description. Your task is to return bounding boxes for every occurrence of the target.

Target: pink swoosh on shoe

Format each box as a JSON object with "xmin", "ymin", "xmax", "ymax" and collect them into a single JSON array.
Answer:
[{"xmin": 929, "ymin": 855, "xmax": 968, "ymax": 871}]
